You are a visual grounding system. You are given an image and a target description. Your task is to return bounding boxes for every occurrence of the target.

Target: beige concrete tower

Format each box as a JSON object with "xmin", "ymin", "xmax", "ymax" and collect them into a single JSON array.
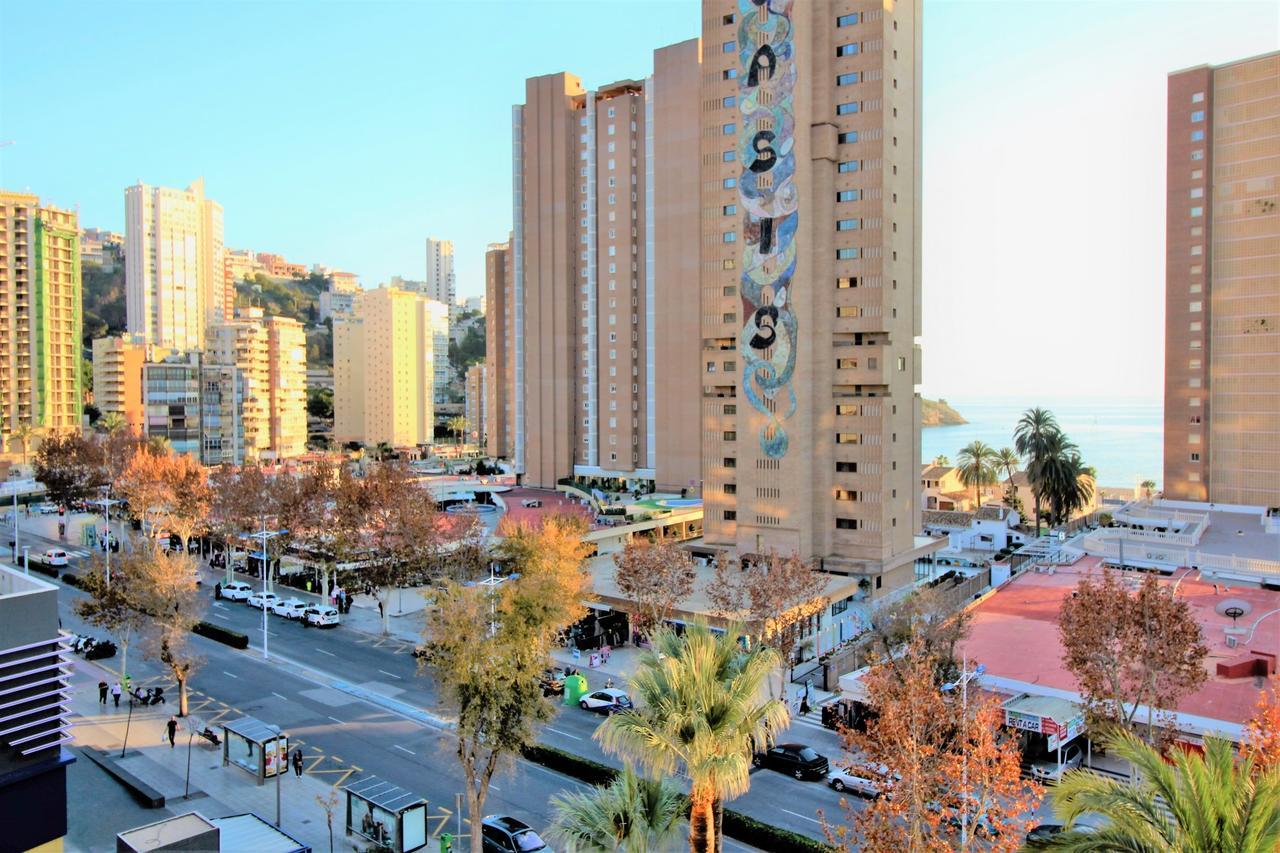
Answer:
[
  {"xmin": 0, "ymin": 192, "xmax": 83, "ymax": 444},
  {"xmin": 265, "ymin": 315, "xmax": 308, "ymax": 459},
  {"xmin": 699, "ymin": 0, "xmax": 926, "ymax": 590},
  {"xmin": 484, "ymin": 239, "xmax": 514, "ymax": 458},
  {"xmin": 1163, "ymin": 51, "xmax": 1280, "ymax": 507},
  {"xmin": 92, "ymin": 335, "xmax": 167, "ymax": 437},
  {"xmin": 510, "ymin": 45, "xmax": 703, "ymax": 491}
]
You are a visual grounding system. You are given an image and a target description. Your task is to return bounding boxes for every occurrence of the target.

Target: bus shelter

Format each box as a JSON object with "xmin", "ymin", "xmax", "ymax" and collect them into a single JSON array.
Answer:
[
  {"xmin": 221, "ymin": 716, "xmax": 289, "ymax": 785},
  {"xmin": 344, "ymin": 776, "xmax": 429, "ymax": 852}
]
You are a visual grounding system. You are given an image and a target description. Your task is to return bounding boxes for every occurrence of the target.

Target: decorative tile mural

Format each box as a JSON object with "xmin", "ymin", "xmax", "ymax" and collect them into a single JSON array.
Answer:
[{"xmin": 738, "ymin": 0, "xmax": 797, "ymax": 459}]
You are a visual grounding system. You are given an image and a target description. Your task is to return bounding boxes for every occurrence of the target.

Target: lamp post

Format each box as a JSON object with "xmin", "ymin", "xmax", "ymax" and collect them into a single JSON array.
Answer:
[
  {"xmin": 254, "ymin": 521, "xmax": 287, "ymax": 661},
  {"xmin": 943, "ymin": 658, "xmax": 986, "ymax": 848},
  {"xmin": 91, "ymin": 488, "xmax": 122, "ymax": 588}
]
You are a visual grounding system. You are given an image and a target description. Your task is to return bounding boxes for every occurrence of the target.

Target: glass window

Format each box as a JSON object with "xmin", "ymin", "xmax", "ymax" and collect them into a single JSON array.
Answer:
[
  {"xmin": 723, "ymin": 150, "xmax": 736, "ymax": 162},
  {"xmin": 838, "ymin": 131, "xmax": 859, "ymax": 144},
  {"xmin": 722, "ymin": 231, "xmax": 737, "ymax": 243},
  {"xmin": 722, "ymin": 122, "xmax": 735, "ymax": 134},
  {"xmin": 837, "ymin": 72, "xmax": 860, "ymax": 86},
  {"xmin": 836, "ymin": 518, "xmax": 858, "ymax": 529},
  {"xmin": 838, "ymin": 161, "xmax": 859, "ymax": 173},
  {"xmin": 723, "ymin": 95, "xmax": 737, "ymax": 108},
  {"xmin": 836, "ymin": 247, "xmax": 859, "ymax": 259},
  {"xmin": 723, "ymin": 68, "xmax": 738, "ymax": 80},
  {"xmin": 1190, "ymin": 110, "xmax": 1205, "ymax": 122},
  {"xmin": 836, "ymin": 219, "xmax": 860, "ymax": 231},
  {"xmin": 837, "ymin": 13, "xmax": 859, "ymax": 26},
  {"xmin": 1190, "ymin": 206, "xmax": 1203, "ymax": 217},
  {"xmin": 836, "ymin": 43, "xmax": 859, "ymax": 57},
  {"xmin": 1191, "ymin": 149, "xmax": 1204, "ymax": 160},
  {"xmin": 1190, "ymin": 129, "xmax": 1204, "ymax": 142},
  {"xmin": 837, "ymin": 189, "xmax": 860, "ymax": 202},
  {"xmin": 722, "ymin": 40, "xmax": 735, "ymax": 53},
  {"xmin": 723, "ymin": 177, "xmax": 737, "ymax": 188},
  {"xmin": 1190, "ymin": 187, "xmax": 1203, "ymax": 198},
  {"xmin": 1191, "ymin": 91, "xmax": 1204, "ymax": 103},
  {"xmin": 837, "ymin": 102, "xmax": 860, "ymax": 115},
  {"xmin": 723, "ymin": 204, "xmax": 737, "ymax": 215}
]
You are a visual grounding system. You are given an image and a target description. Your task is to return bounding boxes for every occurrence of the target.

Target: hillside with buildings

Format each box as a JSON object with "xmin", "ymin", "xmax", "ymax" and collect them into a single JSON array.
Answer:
[{"xmin": 922, "ymin": 397, "xmax": 967, "ymax": 427}]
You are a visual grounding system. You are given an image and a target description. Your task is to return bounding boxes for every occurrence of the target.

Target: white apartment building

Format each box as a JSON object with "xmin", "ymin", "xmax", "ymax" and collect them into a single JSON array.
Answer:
[{"xmin": 424, "ymin": 237, "xmax": 456, "ymax": 313}]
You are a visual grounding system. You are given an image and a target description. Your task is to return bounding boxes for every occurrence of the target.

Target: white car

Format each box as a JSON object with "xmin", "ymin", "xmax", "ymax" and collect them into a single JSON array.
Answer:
[
  {"xmin": 221, "ymin": 581, "xmax": 253, "ymax": 601},
  {"xmin": 247, "ymin": 591, "xmax": 280, "ymax": 610},
  {"xmin": 827, "ymin": 762, "xmax": 895, "ymax": 798},
  {"xmin": 273, "ymin": 598, "xmax": 307, "ymax": 619},
  {"xmin": 578, "ymin": 688, "xmax": 634, "ymax": 714},
  {"xmin": 302, "ymin": 605, "xmax": 340, "ymax": 627},
  {"xmin": 1031, "ymin": 742, "xmax": 1085, "ymax": 782},
  {"xmin": 34, "ymin": 502, "xmax": 59, "ymax": 515},
  {"xmin": 43, "ymin": 549, "xmax": 69, "ymax": 567}
]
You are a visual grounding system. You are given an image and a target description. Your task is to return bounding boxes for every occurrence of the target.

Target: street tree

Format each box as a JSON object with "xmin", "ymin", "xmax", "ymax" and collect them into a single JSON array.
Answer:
[
  {"xmin": 447, "ymin": 414, "xmax": 469, "ymax": 448},
  {"xmin": 707, "ymin": 552, "xmax": 828, "ymax": 686},
  {"xmin": 596, "ymin": 621, "xmax": 788, "ymax": 853},
  {"xmin": 547, "ymin": 768, "xmax": 685, "ymax": 853},
  {"xmin": 209, "ymin": 463, "xmax": 283, "ymax": 582},
  {"xmin": 860, "ymin": 584, "xmax": 971, "ymax": 687},
  {"xmin": 825, "ymin": 640, "xmax": 1041, "ymax": 853},
  {"xmin": 76, "ymin": 554, "xmax": 149, "ymax": 685},
  {"xmin": 1058, "ymin": 568, "xmax": 1207, "ymax": 741},
  {"xmin": 116, "ymin": 449, "xmax": 212, "ymax": 552},
  {"xmin": 421, "ymin": 515, "xmax": 591, "ymax": 853},
  {"xmin": 33, "ymin": 431, "xmax": 105, "ymax": 510},
  {"xmin": 1241, "ymin": 676, "xmax": 1280, "ymax": 776},
  {"xmin": 612, "ymin": 538, "xmax": 696, "ymax": 639},
  {"xmin": 133, "ymin": 548, "xmax": 205, "ymax": 715}
]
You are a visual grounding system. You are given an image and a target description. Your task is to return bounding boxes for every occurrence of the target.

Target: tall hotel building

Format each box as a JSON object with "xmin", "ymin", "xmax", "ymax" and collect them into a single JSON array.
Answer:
[
  {"xmin": 125, "ymin": 178, "xmax": 227, "ymax": 351},
  {"xmin": 509, "ymin": 40, "xmax": 703, "ymax": 492},
  {"xmin": 424, "ymin": 237, "xmax": 457, "ymax": 310},
  {"xmin": 1163, "ymin": 51, "xmax": 1280, "ymax": 507},
  {"xmin": 484, "ymin": 239, "xmax": 515, "ymax": 458},
  {"xmin": 0, "ymin": 192, "xmax": 83, "ymax": 441},
  {"xmin": 699, "ymin": 0, "xmax": 928, "ymax": 584}
]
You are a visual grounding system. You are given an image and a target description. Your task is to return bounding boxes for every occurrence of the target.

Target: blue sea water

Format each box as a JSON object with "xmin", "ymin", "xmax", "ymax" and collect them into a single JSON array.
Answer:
[{"xmin": 921, "ymin": 396, "xmax": 1164, "ymax": 489}]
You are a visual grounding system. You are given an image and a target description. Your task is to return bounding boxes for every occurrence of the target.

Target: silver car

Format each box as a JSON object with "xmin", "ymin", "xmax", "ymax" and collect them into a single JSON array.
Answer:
[
  {"xmin": 1031, "ymin": 742, "xmax": 1085, "ymax": 782},
  {"xmin": 827, "ymin": 762, "xmax": 895, "ymax": 797}
]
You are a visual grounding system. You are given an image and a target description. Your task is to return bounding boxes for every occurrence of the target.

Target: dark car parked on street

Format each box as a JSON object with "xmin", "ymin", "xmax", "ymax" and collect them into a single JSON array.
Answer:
[
  {"xmin": 481, "ymin": 815, "xmax": 550, "ymax": 853},
  {"xmin": 752, "ymin": 743, "xmax": 830, "ymax": 780}
]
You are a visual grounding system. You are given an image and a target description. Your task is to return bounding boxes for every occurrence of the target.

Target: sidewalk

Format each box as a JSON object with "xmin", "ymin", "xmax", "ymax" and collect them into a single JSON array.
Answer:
[{"xmin": 66, "ymin": 657, "xmax": 349, "ymax": 852}]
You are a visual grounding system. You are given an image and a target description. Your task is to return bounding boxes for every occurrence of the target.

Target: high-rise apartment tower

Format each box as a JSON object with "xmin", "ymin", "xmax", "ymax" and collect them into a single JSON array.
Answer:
[
  {"xmin": 484, "ymin": 239, "xmax": 515, "ymax": 459},
  {"xmin": 424, "ymin": 237, "xmax": 456, "ymax": 310},
  {"xmin": 1163, "ymin": 51, "xmax": 1280, "ymax": 507}
]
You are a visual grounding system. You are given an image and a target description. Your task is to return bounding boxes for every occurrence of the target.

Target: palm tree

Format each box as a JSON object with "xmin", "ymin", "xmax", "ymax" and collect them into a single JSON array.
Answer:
[
  {"xmin": 596, "ymin": 621, "xmax": 789, "ymax": 853},
  {"xmin": 995, "ymin": 447, "xmax": 1020, "ymax": 491},
  {"xmin": 547, "ymin": 768, "xmax": 684, "ymax": 853},
  {"xmin": 1014, "ymin": 408, "xmax": 1060, "ymax": 534},
  {"xmin": 1140, "ymin": 478, "xmax": 1156, "ymax": 500},
  {"xmin": 1033, "ymin": 431, "xmax": 1094, "ymax": 526},
  {"xmin": 9, "ymin": 423, "xmax": 37, "ymax": 469},
  {"xmin": 931, "ymin": 454, "xmax": 950, "ymax": 467},
  {"xmin": 99, "ymin": 412, "xmax": 125, "ymax": 435},
  {"xmin": 447, "ymin": 415, "xmax": 468, "ymax": 449},
  {"xmin": 956, "ymin": 440, "xmax": 998, "ymax": 509},
  {"xmin": 1034, "ymin": 729, "xmax": 1280, "ymax": 851}
]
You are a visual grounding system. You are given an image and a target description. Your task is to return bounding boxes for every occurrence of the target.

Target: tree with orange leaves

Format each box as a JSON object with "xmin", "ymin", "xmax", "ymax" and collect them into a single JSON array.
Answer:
[
  {"xmin": 1241, "ymin": 676, "xmax": 1280, "ymax": 776},
  {"xmin": 613, "ymin": 537, "xmax": 696, "ymax": 639},
  {"xmin": 823, "ymin": 640, "xmax": 1041, "ymax": 852},
  {"xmin": 116, "ymin": 448, "xmax": 211, "ymax": 553}
]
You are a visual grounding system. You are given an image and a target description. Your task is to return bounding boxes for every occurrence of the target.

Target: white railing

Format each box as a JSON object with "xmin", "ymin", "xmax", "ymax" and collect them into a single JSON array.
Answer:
[{"xmin": 1080, "ymin": 533, "xmax": 1280, "ymax": 580}]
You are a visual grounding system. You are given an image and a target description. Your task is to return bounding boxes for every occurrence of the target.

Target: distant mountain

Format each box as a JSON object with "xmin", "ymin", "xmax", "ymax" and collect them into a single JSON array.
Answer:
[{"xmin": 922, "ymin": 398, "xmax": 967, "ymax": 427}]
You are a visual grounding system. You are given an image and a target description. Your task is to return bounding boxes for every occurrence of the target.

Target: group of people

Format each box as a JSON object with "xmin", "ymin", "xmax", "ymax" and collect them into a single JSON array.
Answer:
[{"xmin": 330, "ymin": 587, "xmax": 354, "ymax": 614}]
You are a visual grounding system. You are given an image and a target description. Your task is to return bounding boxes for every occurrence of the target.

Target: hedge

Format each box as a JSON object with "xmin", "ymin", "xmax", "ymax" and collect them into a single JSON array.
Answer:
[
  {"xmin": 27, "ymin": 560, "xmax": 59, "ymax": 579},
  {"xmin": 62, "ymin": 572, "xmax": 84, "ymax": 589},
  {"xmin": 520, "ymin": 743, "xmax": 834, "ymax": 852},
  {"xmin": 192, "ymin": 621, "xmax": 249, "ymax": 649}
]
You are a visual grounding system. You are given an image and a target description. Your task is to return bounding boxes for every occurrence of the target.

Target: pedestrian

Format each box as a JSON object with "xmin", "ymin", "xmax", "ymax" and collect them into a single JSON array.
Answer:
[
  {"xmin": 292, "ymin": 748, "xmax": 303, "ymax": 777},
  {"xmin": 214, "ymin": 582, "xmax": 222, "ymax": 600},
  {"xmin": 166, "ymin": 716, "xmax": 178, "ymax": 748},
  {"xmin": 111, "ymin": 681, "xmax": 122, "ymax": 707},
  {"xmin": 799, "ymin": 694, "xmax": 811, "ymax": 716},
  {"xmin": 377, "ymin": 600, "xmax": 384, "ymax": 620},
  {"xmin": 98, "ymin": 680, "xmax": 108, "ymax": 704}
]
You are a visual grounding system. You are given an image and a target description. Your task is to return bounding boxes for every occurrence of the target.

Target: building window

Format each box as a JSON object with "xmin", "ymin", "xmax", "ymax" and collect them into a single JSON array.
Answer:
[
  {"xmin": 722, "ymin": 313, "xmax": 736, "ymax": 323},
  {"xmin": 838, "ymin": 160, "xmax": 860, "ymax": 173},
  {"xmin": 723, "ymin": 68, "xmax": 738, "ymax": 80},
  {"xmin": 836, "ymin": 518, "xmax": 858, "ymax": 530},
  {"xmin": 723, "ymin": 457, "xmax": 736, "ymax": 468},
  {"xmin": 723, "ymin": 204, "xmax": 737, "ymax": 215},
  {"xmin": 838, "ymin": 131, "xmax": 859, "ymax": 144},
  {"xmin": 1191, "ymin": 91, "xmax": 1204, "ymax": 103},
  {"xmin": 723, "ymin": 510, "xmax": 737, "ymax": 521},
  {"xmin": 723, "ymin": 122, "xmax": 735, "ymax": 135},
  {"xmin": 837, "ymin": 358, "xmax": 858, "ymax": 369},
  {"xmin": 1190, "ymin": 129, "xmax": 1204, "ymax": 142},
  {"xmin": 837, "ymin": 102, "xmax": 860, "ymax": 115},
  {"xmin": 836, "ymin": 43, "xmax": 859, "ymax": 57},
  {"xmin": 1190, "ymin": 453, "xmax": 1200, "ymax": 462},
  {"xmin": 836, "ymin": 219, "xmax": 860, "ymax": 231},
  {"xmin": 835, "ymin": 489, "xmax": 857, "ymax": 501},
  {"xmin": 723, "ymin": 431, "xmax": 737, "ymax": 441},
  {"xmin": 724, "ymin": 404, "xmax": 736, "ymax": 414},
  {"xmin": 723, "ymin": 95, "xmax": 737, "ymax": 108},
  {"xmin": 723, "ymin": 177, "xmax": 737, "ymax": 189},
  {"xmin": 1190, "ymin": 110, "xmax": 1205, "ymax": 122},
  {"xmin": 724, "ymin": 483, "xmax": 737, "ymax": 495},
  {"xmin": 722, "ymin": 231, "xmax": 737, "ymax": 243},
  {"xmin": 722, "ymin": 40, "xmax": 734, "ymax": 53},
  {"xmin": 722, "ymin": 150, "xmax": 736, "ymax": 162},
  {"xmin": 723, "ymin": 361, "xmax": 736, "ymax": 372},
  {"xmin": 837, "ymin": 276, "xmax": 857, "ymax": 288},
  {"xmin": 1190, "ymin": 187, "xmax": 1203, "ymax": 198},
  {"xmin": 836, "ymin": 433, "xmax": 862, "ymax": 444},
  {"xmin": 836, "ymin": 248, "xmax": 860, "ymax": 260},
  {"xmin": 1190, "ymin": 206, "xmax": 1203, "ymax": 217},
  {"xmin": 1191, "ymin": 150, "xmax": 1204, "ymax": 160},
  {"xmin": 837, "ymin": 12, "xmax": 859, "ymax": 26},
  {"xmin": 837, "ymin": 72, "xmax": 860, "ymax": 86},
  {"xmin": 837, "ymin": 189, "xmax": 860, "ymax": 202},
  {"xmin": 1190, "ymin": 245, "xmax": 1202, "ymax": 256},
  {"xmin": 836, "ymin": 461, "xmax": 857, "ymax": 472}
]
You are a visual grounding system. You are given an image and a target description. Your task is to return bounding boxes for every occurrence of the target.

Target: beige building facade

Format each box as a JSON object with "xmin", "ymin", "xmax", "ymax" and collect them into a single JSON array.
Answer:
[
  {"xmin": 698, "ymin": 0, "xmax": 926, "ymax": 587},
  {"xmin": 125, "ymin": 178, "xmax": 227, "ymax": 350},
  {"xmin": 465, "ymin": 363, "xmax": 485, "ymax": 446},
  {"xmin": 333, "ymin": 286, "xmax": 436, "ymax": 448},
  {"xmin": 92, "ymin": 335, "xmax": 167, "ymax": 436},
  {"xmin": 509, "ymin": 44, "xmax": 703, "ymax": 491},
  {"xmin": 1164, "ymin": 52, "xmax": 1280, "ymax": 507},
  {"xmin": 0, "ymin": 192, "xmax": 83, "ymax": 447},
  {"xmin": 484, "ymin": 239, "xmax": 515, "ymax": 459},
  {"xmin": 207, "ymin": 310, "xmax": 307, "ymax": 460}
]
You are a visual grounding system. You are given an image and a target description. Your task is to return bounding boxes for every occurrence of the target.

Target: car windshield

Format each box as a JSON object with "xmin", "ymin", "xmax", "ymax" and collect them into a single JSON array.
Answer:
[
  {"xmin": 513, "ymin": 830, "xmax": 546, "ymax": 851},
  {"xmin": 797, "ymin": 747, "xmax": 820, "ymax": 761}
]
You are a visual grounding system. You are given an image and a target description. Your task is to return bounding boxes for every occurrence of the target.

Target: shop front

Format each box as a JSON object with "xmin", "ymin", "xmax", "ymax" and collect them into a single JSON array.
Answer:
[{"xmin": 1001, "ymin": 693, "xmax": 1088, "ymax": 771}]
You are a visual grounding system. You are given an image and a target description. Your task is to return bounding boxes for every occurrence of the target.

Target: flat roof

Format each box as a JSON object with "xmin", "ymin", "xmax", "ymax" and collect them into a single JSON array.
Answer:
[
  {"xmin": 346, "ymin": 775, "xmax": 427, "ymax": 812},
  {"xmin": 960, "ymin": 556, "xmax": 1279, "ymax": 728},
  {"xmin": 117, "ymin": 813, "xmax": 216, "ymax": 852},
  {"xmin": 211, "ymin": 813, "xmax": 308, "ymax": 853}
]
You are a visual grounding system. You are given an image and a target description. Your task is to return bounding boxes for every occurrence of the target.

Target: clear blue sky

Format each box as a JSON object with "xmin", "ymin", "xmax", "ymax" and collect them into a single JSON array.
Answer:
[{"xmin": 2, "ymin": 0, "xmax": 1276, "ymax": 399}]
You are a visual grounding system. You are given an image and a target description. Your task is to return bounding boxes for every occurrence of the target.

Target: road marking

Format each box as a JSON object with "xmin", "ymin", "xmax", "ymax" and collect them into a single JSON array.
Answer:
[
  {"xmin": 393, "ymin": 744, "xmax": 415, "ymax": 755},
  {"xmin": 271, "ymin": 692, "xmax": 289, "ymax": 701},
  {"xmin": 316, "ymin": 648, "xmax": 337, "ymax": 657},
  {"xmin": 545, "ymin": 727, "xmax": 582, "ymax": 741},
  {"xmin": 211, "ymin": 612, "xmax": 229, "ymax": 621},
  {"xmin": 328, "ymin": 715, "xmax": 344, "ymax": 724},
  {"xmin": 378, "ymin": 669, "xmax": 402, "ymax": 679},
  {"xmin": 213, "ymin": 603, "xmax": 229, "ymax": 610},
  {"xmin": 779, "ymin": 808, "xmax": 821, "ymax": 825},
  {"xmin": 222, "ymin": 671, "xmax": 239, "ymax": 679},
  {"xmin": 489, "ymin": 784, "xmax": 499, "ymax": 791}
]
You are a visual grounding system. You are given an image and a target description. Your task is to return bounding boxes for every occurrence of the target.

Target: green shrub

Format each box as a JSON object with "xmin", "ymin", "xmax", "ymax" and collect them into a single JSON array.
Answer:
[
  {"xmin": 520, "ymin": 744, "xmax": 617, "ymax": 787},
  {"xmin": 62, "ymin": 572, "xmax": 84, "ymax": 589},
  {"xmin": 192, "ymin": 621, "xmax": 249, "ymax": 649}
]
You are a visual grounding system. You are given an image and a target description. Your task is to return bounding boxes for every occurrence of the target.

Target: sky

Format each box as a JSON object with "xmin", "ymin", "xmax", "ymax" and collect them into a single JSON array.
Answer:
[{"xmin": 1, "ymin": 0, "xmax": 1276, "ymax": 400}]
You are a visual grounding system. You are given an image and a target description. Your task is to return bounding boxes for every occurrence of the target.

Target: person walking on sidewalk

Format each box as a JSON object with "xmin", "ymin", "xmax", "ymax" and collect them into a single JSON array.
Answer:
[
  {"xmin": 111, "ymin": 682, "xmax": 122, "ymax": 707},
  {"xmin": 166, "ymin": 716, "xmax": 178, "ymax": 748},
  {"xmin": 98, "ymin": 680, "xmax": 108, "ymax": 705},
  {"xmin": 292, "ymin": 748, "xmax": 303, "ymax": 777}
]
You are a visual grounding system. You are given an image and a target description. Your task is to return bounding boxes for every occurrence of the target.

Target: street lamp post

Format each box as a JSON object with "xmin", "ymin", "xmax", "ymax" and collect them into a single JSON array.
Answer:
[
  {"xmin": 943, "ymin": 658, "xmax": 986, "ymax": 848},
  {"xmin": 254, "ymin": 520, "xmax": 286, "ymax": 661},
  {"xmin": 92, "ymin": 488, "xmax": 122, "ymax": 589}
]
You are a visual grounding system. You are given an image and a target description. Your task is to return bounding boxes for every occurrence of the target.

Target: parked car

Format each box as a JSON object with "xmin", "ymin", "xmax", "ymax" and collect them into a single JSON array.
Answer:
[
  {"xmin": 540, "ymin": 668, "xmax": 566, "ymax": 697},
  {"xmin": 302, "ymin": 605, "xmax": 340, "ymax": 627},
  {"xmin": 34, "ymin": 502, "xmax": 59, "ymax": 515},
  {"xmin": 481, "ymin": 815, "xmax": 549, "ymax": 853},
  {"xmin": 753, "ymin": 743, "xmax": 830, "ymax": 780},
  {"xmin": 578, "ymin": 688, "xmax": 633, "ymax": 715},
  {"xmin": 221, "ymin": 581, "xmax": 253, "ymax": 601},
  {"xmin": 1025, "ymin": 824, "xmax": 1065, "ymax": 843},
  {"xmin": 826, "ymin": 762, "xmax": 894, "ymax": 797},
  {"xmin": 273, "ymin": 598, "xmax": 308, "ymax": 619},
  {"xmin": 1031, "ymin": 741, "xmax": 1085, "ymax": 782},
  {"xmin": 42, "ymin": 549, "xmax": 69, "ymax": 567},
  {"xmin": 247, "ymin": 591, "xmax": 281, "ymax": 610}
]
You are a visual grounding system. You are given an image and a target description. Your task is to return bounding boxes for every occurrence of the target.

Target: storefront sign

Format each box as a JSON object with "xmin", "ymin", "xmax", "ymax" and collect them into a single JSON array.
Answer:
[{"xmin": 1005, "ymin": 709, "xmax": 1043, "ymax": 733}]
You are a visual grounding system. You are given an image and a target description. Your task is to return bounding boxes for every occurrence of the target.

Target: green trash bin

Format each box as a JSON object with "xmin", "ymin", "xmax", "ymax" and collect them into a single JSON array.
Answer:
[
  {"xmin": 563, "ymin": 672, "xmax": 589, "ymax": 707},
  {"xmin": 439, "ymin": 833, "xmax": 453, "ymax": 852}
]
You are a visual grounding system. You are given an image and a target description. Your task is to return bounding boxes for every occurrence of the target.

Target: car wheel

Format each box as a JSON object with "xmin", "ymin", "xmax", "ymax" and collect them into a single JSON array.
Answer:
[
  {"xmin": 794, "ymin": 769, "xmax": 804, "ymax": 780},
  {"xmin": 832, "ymin": 779, "xmax": 845, "ymax": 792},
  {"xmin": 580, "ymin": 700, "xmax": 590, "ymax": 710}
]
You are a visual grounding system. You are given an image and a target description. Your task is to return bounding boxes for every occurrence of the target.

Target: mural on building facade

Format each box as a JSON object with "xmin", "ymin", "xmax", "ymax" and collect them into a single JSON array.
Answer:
[{"xmin": 738, "ymin": 0, "xmax": 798, "ymax": 459}]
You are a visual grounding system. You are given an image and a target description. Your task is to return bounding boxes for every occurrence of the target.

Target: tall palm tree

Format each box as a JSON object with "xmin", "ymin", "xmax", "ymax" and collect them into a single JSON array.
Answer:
[
  {"xmin": 956, "ymin": 440, "xmax": 998, "ymax": 509},
  {"xmin": 447, "ymin": 415, "xmax": 469, "ymax": 448},
  {"xmin": 1033, "ymin": 431, "xmax": 1094, "ymax": 526},
  {"xmin": 547, "ymin": 768, "xmax": 684, "ymax": 853},
  {"xmin": 1140, "ymin": 479, "xmax": 1157, "ymax": 500},
  {"xmin": 931, "ymin": 454, "xmax": 950, "ymax": 467},
  {"xmin": 995, "ymin": 447, "xmax": 1020, "ymax": 491},
  {"xmin": 1034, "ymin": 729, "xmax": 1280, "ymax": 851},
  {"xmin": 99, "ymin": 412, "xmax": 125, "ymax": 435},
  {"xmin": 1014, "ymin": 408, "xmax": 1060, "ymax": 534},
  {"xmin": 596, "ymin": 621, "xmax": 789, "ymax": 853}
]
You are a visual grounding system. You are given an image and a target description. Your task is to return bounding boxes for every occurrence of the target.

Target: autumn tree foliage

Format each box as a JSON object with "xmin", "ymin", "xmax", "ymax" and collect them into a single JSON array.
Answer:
[
  {"xmin": 1058, "ymin": 568, "xmax": 1208, "ymax": 741},
  {"xmin": 707, "ymin": 551, "xmax": 828, "ymax": 679},
  {"xmin": 421, "ymin": 515, "xmax": 591, "ymax": 853},
  {"xmin": 132, "ymin": 548, "xmax": 205, "ymax": 715},
  {"xmin": 825, "ymin": 641, "xmax": 1041, "ymax": 853},
  {"xmin": 861, "ymin": 584, "xmax": 972, "ymax": 686},
  {"xmin": 76, "ymin": 553, "xmax": 150, "ymax": 684},
  {"xmin": 33, "ymin": 431, "xmax": 105, "ymax": 510},
  {"xmin": 1241, "ymin": 676, "xmax": 1280, "ymax": 776},
  {"xmin": 612, "ymin": 537, "xmax": 696, "ymax": 638},
  {"xmin": 117, "ymin": 448, "xmax": 212, "ymax": 551}
]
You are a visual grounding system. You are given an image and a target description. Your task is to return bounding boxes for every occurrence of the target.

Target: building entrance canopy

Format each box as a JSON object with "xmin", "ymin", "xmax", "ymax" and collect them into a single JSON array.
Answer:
[{"xmin": 1002, "ymin": 693, "xmax": 1086, "ymax": 751}]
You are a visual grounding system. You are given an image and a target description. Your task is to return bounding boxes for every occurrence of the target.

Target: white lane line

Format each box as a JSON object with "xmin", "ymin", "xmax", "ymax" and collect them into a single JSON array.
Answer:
[
  {"xmin": 271, "ymin": 692, "xmax": 289, "ymax": 701},
  {"xmin": 328, "ymin": 715, "xmax": 345, "ymax": 724},
  {"xmin": 378, "ymin": 669, "xmax": 402, "ymax": 680},
  {"xmin": 211, "ymin": 612, "xmax": 229, "ymax": 621},
  {"xmin": 393, "ymin": 744, "xmax": 415, "ymax": 755},
  {"xmin": 545, "ymin": 727, "xmax": 583, "ymax": 741},
  {"xmin": 779, "ymin": 808, "xmax": 821, "ymax": 825},
  {"xmin": 316, "ymin": 648, "xmax": 337, "ymax": 657},
  {"xmin": 489, "ymin": 784, "xmax": 500, "ymax": 792},
  {"xmin": 222, "ymin": 671, "xmax": 239, "ymax": 679},
  {"xmin": 213, "ymin": 603, "xmax": 229, "ymax": 610}
]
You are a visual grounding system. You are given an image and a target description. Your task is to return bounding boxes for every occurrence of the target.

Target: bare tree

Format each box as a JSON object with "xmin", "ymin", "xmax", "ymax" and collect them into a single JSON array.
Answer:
[{"xmin": 613, "ymin": 538, "xmax": 696, "ymax": 639}]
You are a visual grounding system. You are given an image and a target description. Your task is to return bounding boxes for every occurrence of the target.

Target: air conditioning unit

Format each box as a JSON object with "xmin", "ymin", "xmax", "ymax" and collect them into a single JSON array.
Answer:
[{"xmin": 1226, "ymin": 635, "xmax": 1238, "ymax": 649}]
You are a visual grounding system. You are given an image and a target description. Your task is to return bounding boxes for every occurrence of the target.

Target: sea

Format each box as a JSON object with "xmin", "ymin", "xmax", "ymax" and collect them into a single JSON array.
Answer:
[{"xmin": 920, "ymin": 396, "xmax": 1163, "ymax": 490}]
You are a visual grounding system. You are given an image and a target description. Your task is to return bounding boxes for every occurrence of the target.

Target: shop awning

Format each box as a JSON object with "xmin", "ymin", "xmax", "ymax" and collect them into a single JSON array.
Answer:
[{"xmin": 1002, "ymin": 693, "xmax": 1086, "ymax": 750}]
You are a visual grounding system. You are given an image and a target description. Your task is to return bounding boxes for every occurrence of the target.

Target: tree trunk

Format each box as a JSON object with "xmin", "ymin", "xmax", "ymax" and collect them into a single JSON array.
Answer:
[
  {"xmin": 689, "ymin": 787, "xmax": 716, "ymax": 853},
  {"xmin": 713, "ymin": 797, "xmax": 724, "ymax": 853},
  {"xmin": 467, "ymin": 788, "xmax": 486, "ymax": 853},
  {"xmin": 178, "ymin": 674, "xmax": 189, "ymax": 716},
  {"xmin": 380, "ymin": 586, "xmax": 391, "ymax": 635}
]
